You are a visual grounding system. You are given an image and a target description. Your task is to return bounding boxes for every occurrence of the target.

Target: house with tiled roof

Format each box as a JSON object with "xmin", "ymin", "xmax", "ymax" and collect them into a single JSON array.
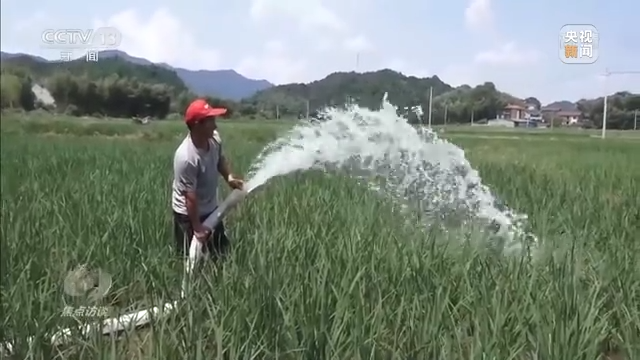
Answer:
[{"xmin": 494, "ymin": 103, "xmax": 544, "ymax": 127}]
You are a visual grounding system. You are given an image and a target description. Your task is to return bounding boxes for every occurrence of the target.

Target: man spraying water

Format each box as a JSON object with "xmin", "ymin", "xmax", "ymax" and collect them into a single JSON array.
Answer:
[{"xmin": 172, "ymin": 99, "xmax": 244, "ymax": 261}]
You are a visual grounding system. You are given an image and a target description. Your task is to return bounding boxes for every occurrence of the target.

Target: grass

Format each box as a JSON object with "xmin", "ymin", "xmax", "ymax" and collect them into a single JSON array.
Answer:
[{"xmin": 1, "ymin": 115, "xmax": 639, "ymax": 359}]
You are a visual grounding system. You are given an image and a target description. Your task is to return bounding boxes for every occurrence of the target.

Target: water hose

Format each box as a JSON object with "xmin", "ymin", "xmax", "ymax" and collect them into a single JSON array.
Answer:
[
  {"xmin": 1, "ymin": 189, "xmax": 250, "ymax": 356},
  {"xmin": 183, "ymin": 189, "xmax": 248, "ymax": 291},
  {"xmin": 204, "ymin": 189, "xmax": 248, "ymax": 230}
]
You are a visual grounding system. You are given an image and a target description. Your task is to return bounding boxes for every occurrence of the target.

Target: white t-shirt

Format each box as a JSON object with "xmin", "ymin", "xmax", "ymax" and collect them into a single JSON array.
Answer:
[{"xmin": 172, "ymin": 134, "xmax": 222, "ymax": 216}]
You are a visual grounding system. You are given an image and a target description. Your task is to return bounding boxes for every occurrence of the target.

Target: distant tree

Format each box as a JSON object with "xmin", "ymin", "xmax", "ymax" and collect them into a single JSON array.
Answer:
[
  {"xmin": 18, "ymin": 76, "xmax": 36, "ymax": 111},
  {"xmin": 578, "ymin": 92, "xmax": 640, "ymax": 130},
  {"xmin": 524, "ymin": 97, "xmax": 541, "ymax": 109}
]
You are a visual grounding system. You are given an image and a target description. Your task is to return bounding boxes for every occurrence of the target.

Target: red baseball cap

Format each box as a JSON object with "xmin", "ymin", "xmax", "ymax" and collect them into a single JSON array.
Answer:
[{"xmin": 184, "ymin": 99, "xmax": 227, "ymax": 124}]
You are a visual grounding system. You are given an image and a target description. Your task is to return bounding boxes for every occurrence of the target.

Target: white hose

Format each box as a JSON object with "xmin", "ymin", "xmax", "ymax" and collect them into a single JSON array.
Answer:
[{"xmin": 1, "ymin": 189, "xmax": 250, "ymax": 356}]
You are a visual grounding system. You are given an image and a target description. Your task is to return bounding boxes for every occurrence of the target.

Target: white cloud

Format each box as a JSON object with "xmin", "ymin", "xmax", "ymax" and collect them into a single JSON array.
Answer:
[
  {"xmin": 474, "ymin": 42, "xmax": 541, "ymax": 66},
  {"xmin": 247, "ymin": 0, "xmax": 373, "ymax": 80},
  {"xmin": 249, "ymin": 0, "xmax": 345, "ymax": 32},
  {"xmin": 313, "ymin": 37, "xmax": 335, "ymax": 52},
  {"xmin": 465, "ymin": 0, "xmax": 493, "ymax": 32},
  {"xmin": 343, "ymin": 35, "xmax": 373, "ymax": 53},
  {"xmin": 236, "ymin": 40, "xmax": 307, "ymax": 84},
  {"xmin": 454, "ymin": 0, "xmax": 543, "ymax": 95},
  {"xmin": 1, "ymin": 0, "xmax": 635, "ymax": 105},
  {"xmin": 93, "ymin": 8, "xmax": 220, "ymax": 70},
  {"xmin": 2, "ymin": 11, "xmax": 70, "ymax": 57},
  {"xmin": 13, "ymin": 11, "xmax": 47, "ymax": 32},
  {"xmin": 463, "ymin": 0, "xmax": 540, "ymax": 68}
]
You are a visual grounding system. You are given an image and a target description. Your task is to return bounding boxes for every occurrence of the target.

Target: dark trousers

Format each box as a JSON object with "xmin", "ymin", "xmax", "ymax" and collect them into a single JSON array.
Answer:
[{"xmin": 173, "ymin": 211, "xmax": 230, "ymax": 260}]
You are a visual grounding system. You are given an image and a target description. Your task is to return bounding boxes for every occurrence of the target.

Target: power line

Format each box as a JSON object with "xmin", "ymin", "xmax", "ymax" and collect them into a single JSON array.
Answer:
[{"xmin": 606, "ymin": 70, "xmax": 640, "ymax": 75}]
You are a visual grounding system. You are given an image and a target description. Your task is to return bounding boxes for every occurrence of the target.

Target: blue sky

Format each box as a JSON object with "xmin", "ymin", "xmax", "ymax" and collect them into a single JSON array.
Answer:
[{"xmin": 1, "ymin": 0, "xmax": 638, "ymax": 104}]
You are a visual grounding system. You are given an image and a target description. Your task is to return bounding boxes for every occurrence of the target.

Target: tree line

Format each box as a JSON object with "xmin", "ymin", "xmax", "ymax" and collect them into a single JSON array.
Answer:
[
  {"xmin": 1, "ymin": 55, "xmax": 638, "ymax": 129},
  {"xmin": 577, "ymin": 92, "xmax": 640, "ymax": 130},
  {"xmin": 1, "ymin": 60, "xmax": 238, "ymax": 119}
]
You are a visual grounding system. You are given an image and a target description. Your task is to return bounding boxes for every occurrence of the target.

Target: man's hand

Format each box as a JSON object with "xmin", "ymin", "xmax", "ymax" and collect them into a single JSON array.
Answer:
[
  {"xmin": 193, "ymin": 223, "xmax": 211, "ymax": 243},
  {"xmin": 227, "ymin": 174, "xmax": 244, "ymax": 190}
]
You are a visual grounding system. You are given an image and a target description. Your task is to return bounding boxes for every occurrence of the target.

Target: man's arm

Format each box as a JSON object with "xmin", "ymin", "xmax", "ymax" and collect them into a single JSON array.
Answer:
[
  {"xmin": 214, "ymin": 134, "xmax": 243, "ymax": 189},
  {"xmin": 217, "ymin": 150, "xmax": 244, "ymax": 190},
  {"xmin": 214, "ymin": 131, "xmax": 230, "ymax": 182},
  {"xmin": 217, "ymin": 153, "xmax": 233, "ymax": 182},
  {"xmin": 175, "ymin": 157, "xmax": 202, "ymax": 229}
]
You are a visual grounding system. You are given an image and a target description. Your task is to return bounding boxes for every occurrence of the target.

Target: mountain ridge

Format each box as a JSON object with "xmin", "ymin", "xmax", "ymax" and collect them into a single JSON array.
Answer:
[
  {"xmin": 0, "ymin": 50, "xmax": 273, "ymax": 100},
  {"xmin": 2, "ymin": 49, "xmax": 637, "ymax": 130},
  {"xmin": 1, "ymin": 50, "xmax": 615, "ymax": 109}
]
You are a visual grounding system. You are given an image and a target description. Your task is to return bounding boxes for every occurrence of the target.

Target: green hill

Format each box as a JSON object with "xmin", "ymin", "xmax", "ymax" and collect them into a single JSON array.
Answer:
[
  {"xmin": 1, "ymin": 54, "xmax": 188, "ymax": 92},
  {"xmin": 243, "ymin": 69, "xmax": 454, "ymax": 119},
  {"xmin": 243, "ymin": 70, "xmax": 527, "ymax": 124}
]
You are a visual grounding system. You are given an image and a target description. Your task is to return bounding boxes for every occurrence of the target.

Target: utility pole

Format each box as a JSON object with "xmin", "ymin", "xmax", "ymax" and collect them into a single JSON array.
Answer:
[
  {"xmin": 427, "ymin": 87, "xmax": 433, "ymax": 128},
  {"xmin": 601, "ymin": 69, "xmax": 640, "ymax": 139},
  {"xmin": 634, "ymin": 109, "xmax": 638, "ymax": 130},
  {"xmin": 471, "ymin": 110, "xmax": 474, "ymax": 125},
  {"xmin": 444, "ymin": 105, "xmax": 448, "ymax": 126},
  {"xmin": 345, "ymin": 53, "xmax": 360, "ymax": 107},
  {"xmin": 601, "ymin": 68, "xmax": 609, "ymax": 139},
  {"xmin": 276, "ymin": 104, "xmax": 279, "ymax": 120},
  {"xmin": 602, "ymin": 94, "xmax": 608, "ymax": 138},
  {"xmin": 305, "ymin": 99, "xmax": 310, "ymax": 120}
]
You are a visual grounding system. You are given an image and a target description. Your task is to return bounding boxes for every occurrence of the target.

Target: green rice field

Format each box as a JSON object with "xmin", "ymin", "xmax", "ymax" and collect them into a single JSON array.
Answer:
[{"xmin": 1, "ymin": 115, "xmax": 639, "ymax": 359}]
